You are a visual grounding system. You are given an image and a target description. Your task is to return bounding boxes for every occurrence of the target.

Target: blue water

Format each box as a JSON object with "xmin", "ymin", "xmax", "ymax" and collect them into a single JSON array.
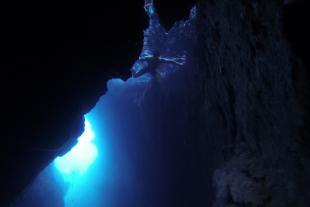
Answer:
[
  {"xmin": 53, "ymin": 117, "xmax": 101, "ymax": 206},
  {"xmin": 15, "ymin": 73, "xmax": 193, "ymax": 207},
  {"xmin": 15, "ymin": 6, "xmax": 197, "ymax": 206},
  {"xmin": 54, "ymin": 118, "xmax": 98, "ymax": 183},
  {"xmin": 50, "ymin": 77, "xmax": 154, "ymax": 207}
]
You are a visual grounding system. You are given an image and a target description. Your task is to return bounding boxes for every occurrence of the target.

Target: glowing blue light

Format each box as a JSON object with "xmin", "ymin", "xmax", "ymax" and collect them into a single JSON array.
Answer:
[
  {"xmin": 145, "ymin": 4, "xmax": 155, "ymax": 16},
  {"xmin": 54, "ymin": 118, "xmax": 98, "ymax": 182}
]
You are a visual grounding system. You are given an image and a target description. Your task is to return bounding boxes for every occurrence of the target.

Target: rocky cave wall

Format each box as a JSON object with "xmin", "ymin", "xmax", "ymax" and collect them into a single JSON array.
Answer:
[
  {"xmin": 195, "ymin": 0, "xmax": 310, "ymax": 206},
  {"xmin": 2, "ymin": 0, "xmax": 310, "ymax": 206}
]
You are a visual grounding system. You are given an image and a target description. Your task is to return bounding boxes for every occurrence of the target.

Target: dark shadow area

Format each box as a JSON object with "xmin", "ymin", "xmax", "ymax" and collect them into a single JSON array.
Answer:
[
  {"xmin": 154, "ymin": 0, "xmax": 196, "ymax": 29},
  {"xmin": 283, "ymin": 1, "xmax": 310, "ymax": 153}
]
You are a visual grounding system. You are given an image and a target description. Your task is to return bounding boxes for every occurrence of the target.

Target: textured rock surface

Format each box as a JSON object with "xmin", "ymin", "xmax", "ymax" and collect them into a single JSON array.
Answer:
[{"xmin": 196, "ymin": 0, "xmax": 310, "ymax": 206}]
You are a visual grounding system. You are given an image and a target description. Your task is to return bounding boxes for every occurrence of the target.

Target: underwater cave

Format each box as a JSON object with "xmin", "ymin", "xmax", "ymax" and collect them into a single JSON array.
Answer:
[{"xmin": 1, "ymin": 0, "xmax": 310, "ymax": 207}]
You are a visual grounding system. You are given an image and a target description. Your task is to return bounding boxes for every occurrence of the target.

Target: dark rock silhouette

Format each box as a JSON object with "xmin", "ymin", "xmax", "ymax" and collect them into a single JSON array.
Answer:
[
  {"xmin": 0, "ymin": 1, "xmax": 196, "ymax": 206},
  {"xmin": 0, "ymin": 2, "xmax": 144, "ymax": 206}
]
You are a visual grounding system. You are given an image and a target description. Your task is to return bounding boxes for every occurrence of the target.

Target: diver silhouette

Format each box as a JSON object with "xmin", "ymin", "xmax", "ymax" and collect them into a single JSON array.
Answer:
[{"xmin": 131, "ymin": 0, "xmax": 186, "ymax": 79}]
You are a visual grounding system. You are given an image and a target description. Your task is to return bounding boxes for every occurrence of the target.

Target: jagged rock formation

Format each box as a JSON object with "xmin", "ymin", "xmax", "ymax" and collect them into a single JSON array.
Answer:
[
  {"xmin": 0, "ymin": 2, "xmax": 144, "ymax": 206},
  {"xmin": 0, "ymin": 1, "xmax": 196, "ymax": 206},
  {"xmin": 15, "ymin": 7, "xmax": 199, "ymax": 207}
]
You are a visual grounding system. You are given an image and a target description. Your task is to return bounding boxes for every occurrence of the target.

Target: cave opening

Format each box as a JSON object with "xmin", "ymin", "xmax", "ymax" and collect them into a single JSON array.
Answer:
[
  {"xmin": 54, "ymin": 118, "xmax": 98, "ymax": 183},
  {"xmin": 4, "ymin": 1, "xmax": 310, "ymax": 207},
  {"xmin": 14, "ymin": 2, "xmax": 198, "ymax": 207}
]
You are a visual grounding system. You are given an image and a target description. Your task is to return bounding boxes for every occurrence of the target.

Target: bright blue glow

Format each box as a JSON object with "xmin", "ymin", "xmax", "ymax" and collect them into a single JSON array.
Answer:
[
  {"xmin": 148, "ymin": 6, "xmax": 155, "ymax": 15},
  {"xmin": 145, "ymin": 4, "xmax": 155, "ymax": 16},
  {"xmin": 54, "ymin": 118, "xmax": 98, "ymax": 182}
]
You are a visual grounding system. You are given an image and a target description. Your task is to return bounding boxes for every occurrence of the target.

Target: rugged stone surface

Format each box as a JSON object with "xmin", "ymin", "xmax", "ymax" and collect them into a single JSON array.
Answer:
[{"xmin": 196, "ymin": 0, "xmax": 310, "ymax": 206}]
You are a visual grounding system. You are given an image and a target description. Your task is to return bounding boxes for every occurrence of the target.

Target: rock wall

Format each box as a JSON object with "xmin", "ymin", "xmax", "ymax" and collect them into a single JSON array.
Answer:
[{"xmin": 196, "ymin": 0, "xmax": 310, "ymax": 206}]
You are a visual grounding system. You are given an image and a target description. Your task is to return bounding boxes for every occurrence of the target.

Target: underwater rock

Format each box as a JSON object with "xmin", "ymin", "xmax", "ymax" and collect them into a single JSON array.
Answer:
[
  {"xmin": 197, "ymin": 0, "xmax": 310, "ymax": 206},
  {"xmin": 4, "ymin": 0, "xmax": 310, "ymax": 206}
]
